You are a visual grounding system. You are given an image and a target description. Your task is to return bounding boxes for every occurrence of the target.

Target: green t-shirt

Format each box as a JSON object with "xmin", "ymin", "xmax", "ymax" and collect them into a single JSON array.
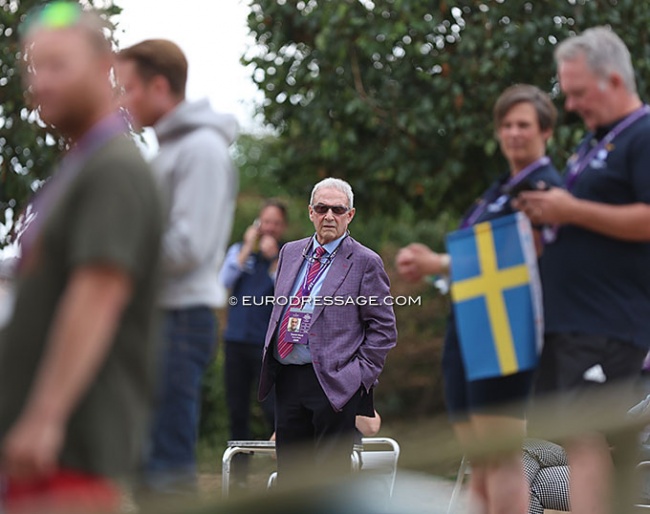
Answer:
[{"xmin": 0, "ymin": 134, "xmax": 163, "ymax": 478}]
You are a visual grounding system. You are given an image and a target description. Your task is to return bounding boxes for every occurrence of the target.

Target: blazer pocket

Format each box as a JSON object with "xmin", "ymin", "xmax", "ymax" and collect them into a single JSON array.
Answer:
[
  {"xmin": 340, "ymin": 358, "xmax": 362, "ymax": 387},
  {"xmin": 336, "ymin": 358, "xmax": 351, "ymax": 372},
  {"xmin": 336, "ymin": 357, "xmax": 361, "ymax": 378}
]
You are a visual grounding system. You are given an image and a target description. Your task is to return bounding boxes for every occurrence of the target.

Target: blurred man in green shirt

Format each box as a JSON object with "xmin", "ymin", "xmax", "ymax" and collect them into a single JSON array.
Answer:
[{"xmin": 0, "ymin": 3, "xmax": 162, "ymax": 512}]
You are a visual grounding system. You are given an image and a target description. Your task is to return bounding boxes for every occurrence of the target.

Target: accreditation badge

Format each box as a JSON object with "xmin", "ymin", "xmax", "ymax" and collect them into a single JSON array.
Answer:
[{"xmin": 283, "ymin": 307, "xmax": 313, "ymax": 345}]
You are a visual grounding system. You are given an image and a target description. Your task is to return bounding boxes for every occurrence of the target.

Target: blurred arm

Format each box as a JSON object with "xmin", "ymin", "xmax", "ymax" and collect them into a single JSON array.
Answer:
[
  {"xmin": 516, "ymin": 188, "xmax": 650, "ymax": 242},
  {"xmin": 161, "ymin": 141, "xmax": 232, "ymax": 274},
  {"xmin": 1, "ymin": 265, "xmax": 132, "ymax": 478},
  {"xmin": 220, "ymin": 243, "xmax": 244, "ymax": 290},
  {"xmin": 396, "ymin": 243, "xmax": 450, "ymax": 282}
]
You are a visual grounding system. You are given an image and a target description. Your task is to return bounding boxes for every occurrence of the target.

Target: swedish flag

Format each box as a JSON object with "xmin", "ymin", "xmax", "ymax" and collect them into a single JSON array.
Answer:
[{"xmin": 446, "ymin": 213, "xmax": 543, "ymax": 381}]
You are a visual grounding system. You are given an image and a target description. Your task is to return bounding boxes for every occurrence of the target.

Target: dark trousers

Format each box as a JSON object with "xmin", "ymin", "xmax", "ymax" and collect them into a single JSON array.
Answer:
[
  {"xmin": 145, "ymin": 307, "xmax": 217, "ymax": 493},
  {"xmin": 225, "ymin": 341, "xmax": 275, "ymax": 481},
  {"xmin": 535, "ymin": 333, "xmax": 645, "ymax": 409},
  {"xmin": 530, "ymin": 332, "xmax": 646, "ymax": 436},
  {"xmin": 274, "ymin": 362, "xmax": 361, "ymax": 486},
  {"xmin": 536, "ymin": 333, "xmax": 646, "ymax": 393}
]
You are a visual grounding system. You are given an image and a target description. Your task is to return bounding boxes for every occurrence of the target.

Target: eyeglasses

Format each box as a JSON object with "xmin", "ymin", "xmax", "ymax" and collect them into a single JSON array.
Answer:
[
  {"xmin": 301, "ymin": 232, "xmax": 349, "ymax": 263},
  {"xmin": 311, "ymin": 204, "xmax": 350, "ymax": 216},
  {"xmin": 19, "ymin": 1, "xmax": 83, "ymax": 38}
]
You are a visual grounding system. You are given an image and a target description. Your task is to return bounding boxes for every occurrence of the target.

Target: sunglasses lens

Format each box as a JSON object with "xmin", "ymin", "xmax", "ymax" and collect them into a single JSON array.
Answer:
[{"xmin": 313, "ymin": 205, "xmax": 347, "ymax": 215}]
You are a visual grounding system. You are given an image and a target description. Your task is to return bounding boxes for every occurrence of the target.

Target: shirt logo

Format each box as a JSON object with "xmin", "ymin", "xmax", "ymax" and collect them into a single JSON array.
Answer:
[
  {"xmin": 487, "ymin": 194, "xmax": 509, "ymax": 213},
  {"xmin": 590, "ymin": 148, "xmax": 609, "ymax": 169}
]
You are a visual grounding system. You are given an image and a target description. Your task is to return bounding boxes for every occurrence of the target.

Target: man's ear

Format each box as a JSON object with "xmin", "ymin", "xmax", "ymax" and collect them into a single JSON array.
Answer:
[
  {"xmin": 609, "ymin": 72, "xmax": 624, "ymax": 90},
  {"xmin": 150, "ymin": 74, "xmax": 171, "ymax": 96}
]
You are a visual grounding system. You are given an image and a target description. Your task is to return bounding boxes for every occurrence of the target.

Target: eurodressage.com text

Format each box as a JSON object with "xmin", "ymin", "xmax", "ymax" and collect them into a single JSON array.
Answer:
[{"xmin": 230, "ymin": 295, "xmax": 422, "ymax": 307}]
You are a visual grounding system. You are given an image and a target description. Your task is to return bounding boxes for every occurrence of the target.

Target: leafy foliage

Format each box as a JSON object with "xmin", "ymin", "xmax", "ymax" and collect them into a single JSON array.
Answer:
[
  {"xmin": 0, "ymin": 0, "xmax": 121, "ymax": 244},
  {"xmin": 244, "ymin": 0, "xmax": 650, "ymax": 220}
]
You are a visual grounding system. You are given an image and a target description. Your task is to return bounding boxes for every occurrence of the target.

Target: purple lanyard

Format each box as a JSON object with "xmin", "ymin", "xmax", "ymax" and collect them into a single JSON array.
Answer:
[
  {"xmin": 299, "ymin": 255, "xmax": 331, "ymax": 296},
  {"xmin": 543, "ymin": 105, "xmax": 650, "ymax": 245},
  {"xmin": 461, "ymin": 156, "xmax": 550, "ymax": 229},
  {"xmin": 19, "ymin": 113, "xmax": 128, "ymax": 265},
  {"xmin": 565, "ymin": 105, "xmax": 650, "ymax": 191},
  {"xmin": 298, "ymin": 236, "xmax": 347, "ymax": 296}
]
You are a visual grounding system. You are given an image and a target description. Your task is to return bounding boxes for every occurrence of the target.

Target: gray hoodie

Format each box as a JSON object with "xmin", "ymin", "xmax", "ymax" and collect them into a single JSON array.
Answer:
[{"xmin": 152, "ymin": 99, "xmax": 239, "ymax": 309}]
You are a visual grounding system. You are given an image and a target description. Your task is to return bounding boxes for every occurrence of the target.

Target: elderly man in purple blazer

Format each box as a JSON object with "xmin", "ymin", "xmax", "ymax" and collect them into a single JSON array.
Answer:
[{"xmin": 259, "ymin": 177, "xmax": 397, "ymax": 483}]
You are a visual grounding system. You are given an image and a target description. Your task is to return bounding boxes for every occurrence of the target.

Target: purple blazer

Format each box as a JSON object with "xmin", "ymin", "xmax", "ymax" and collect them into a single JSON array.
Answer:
[{"xmin": 258, "ymin": 235, "xmax": 398, "ymax": 411}]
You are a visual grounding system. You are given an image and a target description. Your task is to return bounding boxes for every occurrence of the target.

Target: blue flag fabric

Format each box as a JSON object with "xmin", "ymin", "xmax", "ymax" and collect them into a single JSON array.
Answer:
[{"xmin": 446, "ymin": 213, "xmax": 543, "ymax": 381}]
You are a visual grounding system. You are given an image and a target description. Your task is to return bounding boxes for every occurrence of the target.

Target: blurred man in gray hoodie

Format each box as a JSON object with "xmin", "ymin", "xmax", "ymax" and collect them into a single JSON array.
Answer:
[{"xmin": 116, "ymin": 39, "xmax": 238, "ymax": 493}]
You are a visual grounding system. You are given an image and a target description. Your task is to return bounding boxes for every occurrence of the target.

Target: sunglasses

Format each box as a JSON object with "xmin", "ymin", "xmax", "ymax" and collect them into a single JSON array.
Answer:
[
  {"xmin": 311, "ymin": 204, "xmax": 350, "ymax": 216},
  {"xmin": 19, "ymin": 1, "xmax": 83, "ymax": 38}
]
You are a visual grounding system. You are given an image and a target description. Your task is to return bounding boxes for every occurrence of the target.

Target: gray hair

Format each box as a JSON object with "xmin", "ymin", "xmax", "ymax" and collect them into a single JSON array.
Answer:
[
  {"xmin": 310, "ymin": 178, "xmax": 354, "ymax": 209},
  {"xmin": 555, "ymin": 26, "xmax": 637, "ymax": 94}
]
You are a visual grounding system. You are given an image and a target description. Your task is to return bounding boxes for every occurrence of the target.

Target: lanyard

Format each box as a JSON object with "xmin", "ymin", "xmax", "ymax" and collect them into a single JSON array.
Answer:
[
  {"xmin": 461, "ymin": 156, "xmax": 550, "ymax": 229},
  {"xmin": 298, "ymin": 235, "xmax": 347, "ymax": 296},
  {"xmin": 299, "ymin": 255, "xmax": 332, "ymax": 296},
  {"xmin": 565, "ymin": 105, "xmax": 650, "ymax": 191},
  {"xmin": 543, "ymin": 105, "xmax": 650, "ymax": 245}
]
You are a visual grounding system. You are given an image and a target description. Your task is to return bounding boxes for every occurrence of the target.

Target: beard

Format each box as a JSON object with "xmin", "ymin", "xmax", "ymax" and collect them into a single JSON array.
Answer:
[{"xmin": 38, "ymin": 95, "xmax": 95, "ymax": 139}]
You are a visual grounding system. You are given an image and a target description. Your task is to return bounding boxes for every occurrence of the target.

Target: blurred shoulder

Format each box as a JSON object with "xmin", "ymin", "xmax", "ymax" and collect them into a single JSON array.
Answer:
[
  {"xmin": 82, "ymin": 135, "xmax": 159, "ymax": 206},
  {"xmin": 533, "ymin": 162, "xmax": 563, "ymax": 188},
  {"xmin": 91, "ymin": 135, "xmax": 152, "ymax": 178}
]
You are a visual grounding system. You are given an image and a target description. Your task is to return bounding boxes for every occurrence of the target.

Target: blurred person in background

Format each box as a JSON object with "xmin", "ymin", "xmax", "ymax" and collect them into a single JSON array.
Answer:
[
  {"xmin": 219, "ymin": 199, "xmax": 288, "ymax": 486},
  {"xmin": 396, "ymin": 85, "xmax": 562, "ymax": 514},
  {"xmin": 515, "ymin": 27, "xmax": 650, "ymax": 514},
  {"xmin": 0, "ymin": 3, "xmax": 162, "ymax": 512},
  {"xmin": 116, "ymin": 39, "xmax": 238, "ymax": 494}
]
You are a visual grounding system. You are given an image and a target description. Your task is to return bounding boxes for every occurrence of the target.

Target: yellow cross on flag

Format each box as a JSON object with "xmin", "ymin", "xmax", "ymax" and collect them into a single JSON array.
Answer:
[{"xmin": 446, "ymin": 213, "xmax": 543, "ymax": 380}]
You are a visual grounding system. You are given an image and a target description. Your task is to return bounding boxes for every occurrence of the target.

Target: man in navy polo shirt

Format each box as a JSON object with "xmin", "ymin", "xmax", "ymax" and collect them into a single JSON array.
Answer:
[
  {"xmin": 516, "ymin": 27, "xmax": 650, "ymax": 514},
  {"xmin": 220, "ymin": 199, "xmax": 288, "ymax": 485}
]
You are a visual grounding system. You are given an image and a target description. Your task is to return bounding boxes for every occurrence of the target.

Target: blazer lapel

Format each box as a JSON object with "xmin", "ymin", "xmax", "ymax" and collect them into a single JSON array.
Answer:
[{"xmin": 276, "ymin": 239, "xmax": 308, "ymax": 299}]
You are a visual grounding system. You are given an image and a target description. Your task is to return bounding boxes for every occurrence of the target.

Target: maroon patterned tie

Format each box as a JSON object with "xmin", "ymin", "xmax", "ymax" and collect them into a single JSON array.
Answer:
[{"xmin": 277, "ymin": 246, "xmax": 327, "ymax": 358}]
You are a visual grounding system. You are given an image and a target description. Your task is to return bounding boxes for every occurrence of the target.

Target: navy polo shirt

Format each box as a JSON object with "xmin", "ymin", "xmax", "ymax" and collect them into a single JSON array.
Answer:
[
  {"xmin": 541, "ymin": 114, "xmax": 650, "ymax": 349},
  {"xmin": 461, "ymin": 163, "xmax": 563, "ymax": 227},
  {"xmin": 222, "ymin": 243, "xmax": 281, "ymax": 344}
]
